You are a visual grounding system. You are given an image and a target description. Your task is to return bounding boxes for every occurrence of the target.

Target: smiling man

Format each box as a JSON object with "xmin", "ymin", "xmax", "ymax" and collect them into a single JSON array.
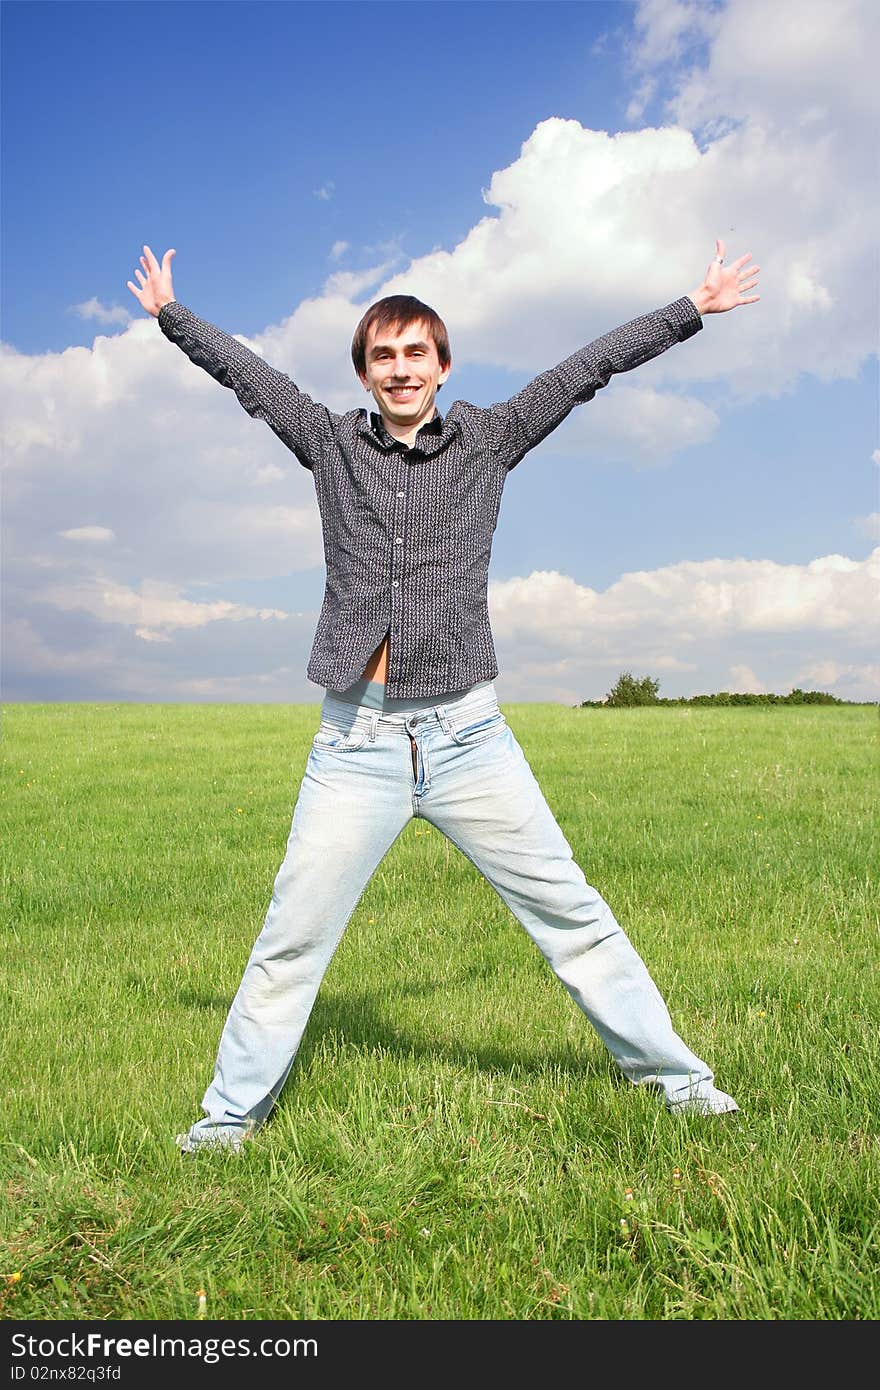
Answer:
[
  {"xmin": 356, "ymin": 303, "xmax": 451, "ymax": 440},
  {"xmin": 128, "ymin": 238, "xmax": 759, "ymax": 1152}
]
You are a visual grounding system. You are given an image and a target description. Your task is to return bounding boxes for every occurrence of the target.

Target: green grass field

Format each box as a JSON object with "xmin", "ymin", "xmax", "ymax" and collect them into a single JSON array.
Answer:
[{"xmin": 2, "ymin": 701, "xmax": 878, "ymax": 1321}]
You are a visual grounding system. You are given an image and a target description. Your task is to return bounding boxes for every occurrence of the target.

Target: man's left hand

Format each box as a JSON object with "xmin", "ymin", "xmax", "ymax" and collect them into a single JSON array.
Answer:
[{"xmin": 689, "ymin": 238, "xmax": 760, "ymax": 315}]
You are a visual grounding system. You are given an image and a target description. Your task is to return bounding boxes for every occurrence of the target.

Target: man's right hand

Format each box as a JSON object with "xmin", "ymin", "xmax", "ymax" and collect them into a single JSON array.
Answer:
[{"xmin": 126, "ymin": 244, "xmax": 176, "ymax": 317}]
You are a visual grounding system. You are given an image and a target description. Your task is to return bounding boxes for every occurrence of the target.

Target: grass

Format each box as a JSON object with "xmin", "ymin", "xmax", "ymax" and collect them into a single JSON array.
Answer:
[{"xmin": 1, "ymin": 701, "xmax": 878, "ymax": 1321}]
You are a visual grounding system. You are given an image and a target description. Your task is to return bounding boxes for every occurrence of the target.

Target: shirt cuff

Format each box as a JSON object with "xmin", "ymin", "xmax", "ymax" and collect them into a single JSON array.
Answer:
[
  {"xmin": 681, "ymin": 294, "xmax": 705, "ymax": 327},
  {"xmin": 157, "ymin": 300, "xmax": 184, "ymax": 331}
]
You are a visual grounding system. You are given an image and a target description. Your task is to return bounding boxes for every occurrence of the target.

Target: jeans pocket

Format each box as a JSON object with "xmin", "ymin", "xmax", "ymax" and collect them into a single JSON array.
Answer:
[
  {"xmin": 312, "ymin": 719, "xmax": 370, "ymax": 752},
  {"xmin": 449, "ymin": 708, "xmax": 507, "ymax": 747}
]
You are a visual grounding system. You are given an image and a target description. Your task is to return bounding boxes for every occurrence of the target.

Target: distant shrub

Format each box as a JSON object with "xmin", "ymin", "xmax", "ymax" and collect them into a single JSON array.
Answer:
[{"xmin": 604, "ymin": 672, "xmax": 661, "ymax": 707}]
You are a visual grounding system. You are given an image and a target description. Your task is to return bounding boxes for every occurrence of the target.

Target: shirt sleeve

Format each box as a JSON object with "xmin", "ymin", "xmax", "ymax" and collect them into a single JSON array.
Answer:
[
  {"xmin": 487, "ymin": 296, "xmax": 703, "ymax": 470},
  {"xmin": 157, "ymin": 301, "xmax": 334, "ymax": 471}
]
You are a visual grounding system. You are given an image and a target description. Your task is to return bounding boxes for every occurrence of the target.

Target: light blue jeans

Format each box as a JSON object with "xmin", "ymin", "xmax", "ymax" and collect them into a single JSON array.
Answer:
[{"xmin": 178, "ymin": 683, "xmax": 736, "ymax": 1151}]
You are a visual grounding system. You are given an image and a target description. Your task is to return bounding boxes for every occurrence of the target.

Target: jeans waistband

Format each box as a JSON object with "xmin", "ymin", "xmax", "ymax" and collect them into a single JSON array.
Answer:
[
  {"xmin": 320, "ymin": 681, "xmax": 500, "ymax": 737},
  {"xmin": 329, "ymin": 677, "xmax": 492, "ymax": 713}
]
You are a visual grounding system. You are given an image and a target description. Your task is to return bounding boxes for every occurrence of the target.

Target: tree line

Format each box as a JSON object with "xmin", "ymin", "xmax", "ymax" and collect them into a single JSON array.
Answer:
[{"xmin": 579, "ymin": 672, "xmax": 859, "ymax": 708}]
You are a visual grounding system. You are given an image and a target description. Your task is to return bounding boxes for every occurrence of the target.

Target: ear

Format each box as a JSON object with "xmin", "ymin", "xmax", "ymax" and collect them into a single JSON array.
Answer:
[
  {"xmin": 438, "ymin": 359, "xmax": 451, "ymax": 386},
  {"xmin": 357, "ymin": 371, "xmax": 371, "ymax": 391}
]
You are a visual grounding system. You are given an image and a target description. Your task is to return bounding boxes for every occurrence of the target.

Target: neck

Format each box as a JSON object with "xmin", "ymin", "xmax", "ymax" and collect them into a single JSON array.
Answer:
[
  {"xmin": 375, "ymin": 405, "xmax": 438, "ymax": 448},
  {"xmin": 381, "ymin": 418, "xmax": 419, "ymax": 447}
]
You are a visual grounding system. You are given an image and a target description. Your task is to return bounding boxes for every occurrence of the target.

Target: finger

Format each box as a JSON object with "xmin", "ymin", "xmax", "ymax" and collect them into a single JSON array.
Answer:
[
  {"xmin": 162, "ymin": 248, "xmax": 176, "ymax": 269},
  {"xmin": 716, "ymin": 237, "xmax": 726, "ymax": 261},
  {"xmin": 731, "ymin": 251, "xmax": 753, "ymax": 270},
  {"xmin": 739, "ymin": 263, "xmax": 760, "ymax": 278},
  {"xmin": 135, "ymin": 268, "xmax": 146, "ymax": 285},
  {"xmin": 738, "ymin": 278, "xmax": 760, "ymax": 293},
  {"xmin": 126, "ymin": 281, "xmax": 140, "ymax": 297},
  {"xmin": 143, "ymin": 244, "xmax": 160, "ymax": 273}
]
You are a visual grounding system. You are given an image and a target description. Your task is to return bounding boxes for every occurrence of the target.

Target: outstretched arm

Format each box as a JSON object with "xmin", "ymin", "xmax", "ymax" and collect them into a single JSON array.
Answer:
[
  {"xmin": 490, "ymin": 237, "xmax": 761, "ymax": 470},
  {"xmin": 125, "ymin": 244, "xmax": 332, "ymax": 471},
  {"xmin": 688, "ymin": 238, "xmax": 760, "ymax": 315}
]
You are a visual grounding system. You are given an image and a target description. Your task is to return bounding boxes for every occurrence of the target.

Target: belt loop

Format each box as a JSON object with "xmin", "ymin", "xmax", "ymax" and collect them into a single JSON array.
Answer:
[{"xmin": 369, "ymin": 711, "xmax": 379, "ymax": 742}]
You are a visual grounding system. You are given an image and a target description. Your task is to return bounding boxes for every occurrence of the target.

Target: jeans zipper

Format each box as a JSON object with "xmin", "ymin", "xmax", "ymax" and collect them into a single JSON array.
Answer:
[{"xmin": 409, "ymin": 733, "xmax": 418, "ymax": 782}]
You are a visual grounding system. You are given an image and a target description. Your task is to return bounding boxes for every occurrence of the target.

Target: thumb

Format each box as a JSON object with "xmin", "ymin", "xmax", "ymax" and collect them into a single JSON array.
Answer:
[{"xmin": 163, "ymin": 248, "xmax": 176, "ymax": 269}]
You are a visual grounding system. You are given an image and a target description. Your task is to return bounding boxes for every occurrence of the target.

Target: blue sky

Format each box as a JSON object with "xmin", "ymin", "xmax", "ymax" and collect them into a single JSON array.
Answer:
[{"xmin": 2, "ymin": 0, "xmax": 878, "ymax": 703}]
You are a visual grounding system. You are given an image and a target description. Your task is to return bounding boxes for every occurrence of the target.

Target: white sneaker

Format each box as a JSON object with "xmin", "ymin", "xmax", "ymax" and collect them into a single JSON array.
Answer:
[
  {"xmin": 666, "ymin": 1089, "xmax": 740, "ymax": 1116},
  {"xmin": 176, "ymin": 1129, "xmax": 249, "ymax": 1155}
]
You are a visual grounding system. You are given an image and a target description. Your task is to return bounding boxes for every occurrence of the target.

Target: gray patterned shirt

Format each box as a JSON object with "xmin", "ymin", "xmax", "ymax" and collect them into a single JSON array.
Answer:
[{"xmin": 158, "ymin": 296, "xmax": 702, "ymax": 697}]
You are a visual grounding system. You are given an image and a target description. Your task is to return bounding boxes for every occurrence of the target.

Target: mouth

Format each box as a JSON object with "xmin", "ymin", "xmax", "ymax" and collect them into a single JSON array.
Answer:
[{"xmin": 385, "ymin": 385, "xmax": 420, "ymax": 400}]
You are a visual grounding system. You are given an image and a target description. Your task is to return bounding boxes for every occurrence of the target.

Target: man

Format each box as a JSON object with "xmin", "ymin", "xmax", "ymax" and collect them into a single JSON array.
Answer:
[{"xmin": 128, "ymin": 238, "xmax": 760, "ymax": 1152}]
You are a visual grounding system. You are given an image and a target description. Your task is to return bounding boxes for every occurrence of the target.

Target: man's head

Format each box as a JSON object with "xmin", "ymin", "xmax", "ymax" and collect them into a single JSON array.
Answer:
[{"xmin": 352, "ymin": 295, "xmax": 452, "ymax": 438}]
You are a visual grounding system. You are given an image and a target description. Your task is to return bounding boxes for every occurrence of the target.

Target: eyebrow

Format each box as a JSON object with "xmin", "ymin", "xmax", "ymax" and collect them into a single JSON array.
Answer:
[{"xmin": 367, "ymin": 339, "xmax": 431, "ymax": 358}]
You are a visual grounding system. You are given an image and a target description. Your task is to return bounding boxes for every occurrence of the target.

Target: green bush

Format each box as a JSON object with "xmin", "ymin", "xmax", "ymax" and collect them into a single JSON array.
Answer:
[{"xmin": 604, "ymin": 672, "xmax": 661, "ymax": 706}]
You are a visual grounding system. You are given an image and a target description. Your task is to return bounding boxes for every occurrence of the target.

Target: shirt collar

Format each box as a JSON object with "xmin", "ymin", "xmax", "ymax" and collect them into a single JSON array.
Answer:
[{"xmin": 360, "ymin": 408, "xmax": 451, "ymax": 453}]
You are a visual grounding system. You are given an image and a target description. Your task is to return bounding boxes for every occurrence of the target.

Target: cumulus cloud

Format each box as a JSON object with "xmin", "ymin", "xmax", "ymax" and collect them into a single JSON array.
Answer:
[
  {"xmin": 243, "ymin": 0, "xmax": 876, "ymax": 413},
  {"xmin": 489, "ymin": 549, "xmax": 880, "ymax": 704}
]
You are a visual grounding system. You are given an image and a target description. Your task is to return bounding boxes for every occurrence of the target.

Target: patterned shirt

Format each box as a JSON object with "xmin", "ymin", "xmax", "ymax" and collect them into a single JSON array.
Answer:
[{"xmin": 158, "ymin": 296, "xmax": 702, "ymax": 697}]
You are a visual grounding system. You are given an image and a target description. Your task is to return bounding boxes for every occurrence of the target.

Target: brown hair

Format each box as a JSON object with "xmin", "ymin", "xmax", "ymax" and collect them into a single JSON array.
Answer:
[{"xmin": 351, "ymin": 294, "xmax": 451, "ymax": 378}]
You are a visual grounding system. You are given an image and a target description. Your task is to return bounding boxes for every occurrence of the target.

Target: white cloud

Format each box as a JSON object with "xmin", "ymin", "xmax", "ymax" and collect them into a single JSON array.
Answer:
[
  {"xmin": 40, "ymin": 576, "xmax": 289, "ymax": 641},
  {"xmin": 0, "ymin": 321, "xmax": 324, "ymax": 583},
  {"xmin": 248, "ymin": 0, "xmax": 875, "ymax": 420},
  {"xmin": 727, "ymin": 664, "xmax": 768, "ymax": 694},
  {"xmin": 283, "ymin": 0, "xmax": 873, "ymax": 405},
  {"xmin": 58, "ymin": 526, "xmax": 115, "ymax": 543},
  {"xmin": 313, "ymin": 181, "xmax": 334, "ymax": 201},
  {"xmin": 321, "ymin": 259, "xmax": 400, "ymax": 302},
  {"xmin": 666, "ymin": 0, "xmax": 878, "ymax": 130},
  {"xmin": 69, "ymin": 297, "xmax": 132, "ymax": 326},
  {"xmin": 625, "ymin": 79, "xmax": 656, "ymax": 125},
  {"xmin": 629, "ymin": 0, "xmax": 721, "ymax": 68},
  {"xmin": 795, "ymin": 660, "xmax": 880, "ymax": 696},
  {"xmin": 489, "ymin": 549, "xmax": 880, "ymax": 703},
  {"xmin": 2, "ymin": 610, "xmax": 315, "ymax": 703},
  {"xmin": 491, "ymin": 551, "xmax": 878, "ymax": 640},
  {"xmin": 329, "ymin": 241, "xmax": 349, "ymax": 261},
  {"xmin": 856, "ymin": 513, "xmax": 880, "ymax": 540},
  {"xmin": 533, "ymin": 384, "xmax": 719, "ymax": 463}
]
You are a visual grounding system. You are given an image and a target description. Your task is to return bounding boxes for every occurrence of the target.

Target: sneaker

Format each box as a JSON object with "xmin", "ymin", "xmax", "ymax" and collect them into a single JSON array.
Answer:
[
  {"xmin": 666, "ymin": 1088, "xmax": 739, "ymax": 1116},
  {"xmin": 176, "ymin": 1128, "xmax": 250, "ymax": 1155}
]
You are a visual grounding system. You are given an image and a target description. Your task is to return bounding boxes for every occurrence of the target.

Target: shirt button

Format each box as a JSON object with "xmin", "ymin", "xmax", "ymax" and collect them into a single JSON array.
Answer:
[
  {"xmin": 395, "ymin": 536, "xmax": 403, "ymax": 545},
  {"xmin": 392, "ymin": 580, "xmax": 400, "ymax": 588},
  {"xmin": 397, "ymin": 491, "xmax": 405, "ymax": 499}
]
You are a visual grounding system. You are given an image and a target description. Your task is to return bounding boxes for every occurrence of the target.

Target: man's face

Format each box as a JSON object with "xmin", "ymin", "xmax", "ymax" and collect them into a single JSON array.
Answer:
[{"xmin": 358, "ymin": 319, "xmax": 450, "ymax": 435}]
